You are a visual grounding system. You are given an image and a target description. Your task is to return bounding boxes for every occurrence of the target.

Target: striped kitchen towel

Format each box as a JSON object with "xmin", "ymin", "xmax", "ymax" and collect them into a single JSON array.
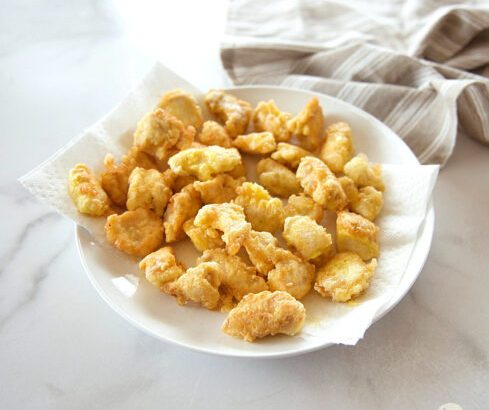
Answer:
[{"xmin": 221, "ymin": 0, "xmax": 489, "ymax": 165}]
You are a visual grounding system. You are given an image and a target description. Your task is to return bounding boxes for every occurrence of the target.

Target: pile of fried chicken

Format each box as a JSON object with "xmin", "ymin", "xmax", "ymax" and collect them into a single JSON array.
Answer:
[{"xmin": 68, "ymin": 89, "xmax": 384, "ymax": 342}]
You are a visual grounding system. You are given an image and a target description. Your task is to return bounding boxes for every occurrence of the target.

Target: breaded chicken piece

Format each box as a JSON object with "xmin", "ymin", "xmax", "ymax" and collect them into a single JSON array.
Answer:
[
  {"xmin": 233, "ymin": 131, "xmax": 277, "ymax": 154},
  {"xmin": 315, "ymin": 252, "xmax": 377, "ymax": 302},
  {"xmin": 134, "ymin": 108, "xmax": 194, "ymax": 161},
  {"xmin": 319, "ymin": 122, "xmax": 354, "ymax": 173},
  {"xmin": 193, "ymin": 174, "xmax": 244, "ymax": 204},
  {"xmin": 198, "ymin": 249, "xmax": 268, "ymax": 306},
  {"xmin": 139, "ymin": 246, "xmax": 185, "ymax": 290},
  {"xmin": 234, "ymin": 182, "xmax": 285, "ymax": 233},
  {"xmin": 267, "ymin": 248, "xmax": 316, "ymax": 299},
  {"xmin": 287, "ymin": 97, "xmax": 324, "ymax": 151},
  {"xmin": 284, "ymin": 194, "xmax": 324, "ymax": 223},
  {"xmin": 271, "ymin": 142, "xmax": 312, "ymax": 169},
  {"xmin": 161, "ymin": 169, "xmax": 197, "ymax": 193},
  {"xmin": 69, "ymin": 163, "xmax": 111, "ymax": 216},
  {"xmin": 242, "ymin": 229, "xmax": 315, "ymax": 299},
  {"xmin": 283, "ymin": 216, "xmax": 333, "ymax": 261},
  {"xmin": 336, "ymin": 211, "xmax": 379, "ymax": 260},
  {"xmin": 351, "ymin": 186, "xmax": 383, "ymax": 221},
  {"xmin": 163, "ymin": 184, "xmax": 202, "ymax": 242},
  {"xmin": 256, "ymin": 158, "xmax": 301, "ymax": 198},
  {"xmin": 243, "ymin": 230, "xmax": 279, "ymax": 276},
  {"xmin": 205, "ymin": 90, "xmax": 252, "ymax": 137},
  {"xmin": 226, "ymin": 162, "xmax": 247, "ymax": 179},
  {"xmin": 194, "ymin": 203, "xmax": 251, "ymax": 255},
  {"xmin": 252, "ymin": 100, "xmax": 291, "ymax": 142},
  {"xmin": 344, "ymin": 153, "xmax": 384, "ymax": 191},
  {"xmin": 338, "ymin": 176, "xmax": 359, "ymax": 205},
  {"xmin": 197, "ymin": 120, "xmax": 232, "ymax": 148},
  {"xmin": 168, "ymin": 262, "xmax": 222, "ymax": 310},
  {"xmin": 183, "ymin": 218, "xmax": 224, "ymax": 252},
  {"xmin": 168, "ymin": 146, "xmax": 242, "ymax": 181},
  {"xmin": 158, "ymin": 89, "xmax": 203, "ymax": 130},
  {"xmin": 126, "ymin": 167, "xmax": 172, "ymax": 217},
  {"xmin": 101, "ymin": 147, "xmax": 160, "ymax": 207},
  {"xmin": 296, "ymin": 156, "xmax": 347, "ymax": 212},
  {"xmin": 105, "ymin": 208, "xmax": 164, "ymax": 256},
  {"xmin": 222, "ymin": 290, "xmax": 306, "ymax": 342}
]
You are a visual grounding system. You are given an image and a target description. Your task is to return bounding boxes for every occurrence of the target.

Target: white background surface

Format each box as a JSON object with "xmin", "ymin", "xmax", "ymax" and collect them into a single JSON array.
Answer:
[{"xmin": 1, "ymin": 0, "xmax": 488, "ymax": 408}]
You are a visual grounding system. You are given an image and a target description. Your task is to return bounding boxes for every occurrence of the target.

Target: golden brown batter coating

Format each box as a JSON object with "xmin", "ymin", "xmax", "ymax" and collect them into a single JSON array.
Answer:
[
  {"xmin": 168, "ymin": 146, "xmax": 242, "ymax": 181},
  {"xmin": 319, "ymin": 122, "xmax": 354, "ymax": 173},
  {"xmin": 105, "ymin": 208, "xmax": 164, "ymax": 256},
  {"xmin": 222, "ymin": 291, "xmax": 306, "ymax": 342},
  {"xmin": 163, "ymin": 184, "xmax": 202, "ymax": 242},
  {"xmin": 205, "ymin": 90, "xmax": 252, "ymax": 138},
  {"xmin": 296, "ymin": 156, "xmax": 347, "ymax": 212},
  {"xmin": 256, "ymin": 158, "xmax": 301, "ymax": 198},
  {"xmin": 315, "ymin": 252, "xmax": 377, "ymax": 302},
  {"xmin": 287, "ymin": 97, "xmax": 324, "ymax": 151},
  {"xmin": 69, "ymin": 163, "xmax": 111, "ymax": 216},
  {"xmin": 158, "ymin": 89, "xmax": 203, "ymax": 130},
  {"xmin": 234, "ymin": 182, "xmax": 285, "ymax": 233},
  {"xmin": 336, "ymin": 211, "xmax": 379, "ymax": 260},
  {"xmin": 252, "ymin": 100, "xmax": 291, "ymax": 142},
  {"xmin": 134, "ymin": 108, "xmax": 194, "ymax": 161}
]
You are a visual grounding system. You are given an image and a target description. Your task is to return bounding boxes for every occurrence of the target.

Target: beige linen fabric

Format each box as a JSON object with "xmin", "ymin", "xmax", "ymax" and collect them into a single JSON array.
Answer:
[{"xmin": 221, "ymin": 0, "xmax": 489, "ymax": 164}]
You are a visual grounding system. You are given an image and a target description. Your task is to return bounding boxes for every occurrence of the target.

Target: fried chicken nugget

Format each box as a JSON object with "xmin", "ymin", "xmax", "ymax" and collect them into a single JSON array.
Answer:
[
  {"xmin": 222, "ymin": 290, "xmax": 306, "ymax": 342},
  {"xmin": 197, "ymin": 120, "xmax": 232, "ymax": 148},
  {"xmin": 338, "ymin": 176, "xmax": 359, "ymax": 205},
  {"xmin": 242, "ymin": 230, "xmax": 315, "ymax": 299},
  {"xmin": 198, "ymin": 249, "xmax": 268, "ymax": 306},
  {"xmin": 252, "ymin": 100, "xmax": 291, "ymax": 142},
  {"xmin": 168, "ymin": 262, "xmax": 222, "ymax": 310},
  {"xmin": 336, "ymin": 211, "xmax": 379, "ymax": 260},
  {"xmin": 183, "ymin": 218, "xmax": 224, "ymax": 252},
  {"xmin": 319, "ymin": 122, "xmax": 354, "ymax": 173},
  {"xmin": 205, "ymin": 90, "xmax": 252, "ymax": 138},
  {"xmin": 287, "ymin": 97, "xmax": 324, "ymax": 151},
  {"xmin": 193, "ymin": 174, "xmax": 244, "ymax": 204},
  {"xmin": 233, "ymin": 132, "xmax": 277, "ymax": 154},
  {"xmin": 256, "ymin": 158, "xmax": 301, "ymax": 198},
  {"xmin": 101, "ymin": 147, "xmax": 161, "ymax": 207},
  {"xmin": 315, "ymin": 252, "xmax": 377, "ymax": 302},
  {"xmin": 194, "ymin": 203, "xmax": 251, "ymax": 255},
  {"xmin": 283, "ymin": 216, "xmax": 333, "ymax": 261},
  {"xmin": 68, "ymin": 163, "xmax": 111, "ymax": 216},
  {"xmin": 344, "ymin": 153, "xmax": 384, "ymax": 191},
  {"xmin": 139, "ymin": 246, "xmax": 185, "ymax": 290},
  {"xmin": 296, "ymin": 156, "xmax": 347, "ymax": 212},
  {"xmin": 158, "ymin": 89, "xmax": 203, "ymax": 130},
  {"xmin": 351, "ymin": 186, "xmax": 384, "ymax": 221},
  {"xmin": 243, "ymin": 230, "xmax": 279, "ymax": 277},
  {"xmin": 168, "ymin": 146, "xmax": 242, "ymax": 181},
  {"xmin": 226, "ymin": 162, "xmax": 247, "ymax": 179},
  {"xmin": 234, "ymin": 182, "xmax": 285, "ymax": 233},
  {"xmin": 267, "ymin": 247, "xmax": 316, "ymax": 299},
  {"xmin": 271, "ymin": 142, "xmax": 312, "ymax": 169},
  {"xmin": 105, "ymin": 208, "xmax": 164, "ymax": 256},
  {"xmin": 163, "ymin": 184, "xmax": 202, "ymax": 242},
  {"xmin": 126, "ymin": 167, "xmax": 172, "ymax": 217},
  {"xmin": 284, "ymin": 194, "xmax": 324, "ymax": 223},
  {"xmin": 134, "ymin": 108, "xmax": 194, "ymax": 161}
]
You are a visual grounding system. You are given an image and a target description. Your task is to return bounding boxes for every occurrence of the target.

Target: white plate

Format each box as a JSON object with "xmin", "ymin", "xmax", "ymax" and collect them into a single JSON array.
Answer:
[{"xmin": 76, "ymin": 86, "xmax": 435, "ymax": 358}]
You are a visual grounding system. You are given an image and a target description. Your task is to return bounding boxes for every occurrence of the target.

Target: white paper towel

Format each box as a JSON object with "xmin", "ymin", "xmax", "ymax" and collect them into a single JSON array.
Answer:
[{"xmin": 19, "ymin": 62, "xmax": 439, "ymax": 345}]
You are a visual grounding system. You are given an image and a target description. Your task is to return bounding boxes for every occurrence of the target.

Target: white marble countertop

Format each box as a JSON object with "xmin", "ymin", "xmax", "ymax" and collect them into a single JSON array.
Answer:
[{"xmin": 1, "ymin": 1, "xmax": 488, "ymax": 409}]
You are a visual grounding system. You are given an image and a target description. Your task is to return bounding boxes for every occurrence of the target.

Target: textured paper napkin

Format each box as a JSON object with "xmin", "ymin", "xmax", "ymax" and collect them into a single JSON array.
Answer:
[{"xmin": 19, "ymin": 62, "xmax": 439, "ymax": 345}]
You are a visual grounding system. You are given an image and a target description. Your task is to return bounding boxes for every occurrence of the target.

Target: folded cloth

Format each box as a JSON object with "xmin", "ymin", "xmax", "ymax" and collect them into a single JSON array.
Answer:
[{"xmin": 221, "ymin": 0, "xmax": 489, "ymax": 165}]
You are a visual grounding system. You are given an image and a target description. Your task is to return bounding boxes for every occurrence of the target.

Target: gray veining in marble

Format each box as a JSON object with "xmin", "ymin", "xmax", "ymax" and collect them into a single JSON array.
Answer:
[{"xmin": 1, "ymin": 0, "xmax": 488, "ymax": 409}]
